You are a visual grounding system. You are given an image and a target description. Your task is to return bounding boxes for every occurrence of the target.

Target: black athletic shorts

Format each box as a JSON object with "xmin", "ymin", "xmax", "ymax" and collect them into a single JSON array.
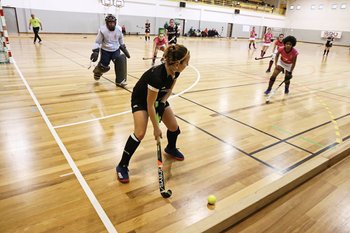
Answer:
[
  {"xmin": 131, "ymin": 101, "xmax": 169, "ymax": 113},
  {"xmin": 145, "ymin": 29, "xmax": 150, "ymax": 33}
]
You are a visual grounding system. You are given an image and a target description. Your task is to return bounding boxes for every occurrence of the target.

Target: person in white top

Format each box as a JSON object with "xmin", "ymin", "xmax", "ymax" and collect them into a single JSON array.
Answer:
[{"xmin": 90, "ymin": 14, "xmax": 130, "ymax": 86}]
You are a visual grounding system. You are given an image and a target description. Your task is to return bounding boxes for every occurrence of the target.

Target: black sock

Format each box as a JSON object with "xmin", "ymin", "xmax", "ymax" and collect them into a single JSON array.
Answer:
[
  {"xmin": 145, "ymin": 36, "xmax": 147, "ymax": 41},
  {"xmin": 167, "ymin": 127, "xmax": 180, "ymax": 149},
  {"xmin": 118, "ymin": 134, "xmax": 140, "ymax": 167},
  {"xmin": 326, "ymin": 50, "xmax": 329, "ymax": 55},
  {"xmin": 148, "ymin": 36, "xmax": 150, "ymax": 40},
  {"xmin": 323, "ymin": 50, "xmax": 326, "ymax": 55},
  {"xmin": 267, "ymin": 76, "xmax": 276, "ymax": 90}
]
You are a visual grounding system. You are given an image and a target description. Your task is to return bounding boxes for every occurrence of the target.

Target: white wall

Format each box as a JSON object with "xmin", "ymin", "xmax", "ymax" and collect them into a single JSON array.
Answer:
[
  {"xmin": 285, "ymin": 0, "xmax": 350, "ymax": 31},
  {"xmin": 2, "ymin": 0, "xmax": 286, "ymax": 28}
]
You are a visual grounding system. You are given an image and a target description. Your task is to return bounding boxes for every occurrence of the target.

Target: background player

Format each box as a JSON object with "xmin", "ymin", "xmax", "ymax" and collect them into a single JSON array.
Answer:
[
  {"xmin": 323, "ymin": 35, "xmax": 334, "ymax": 56},
  {"xmin": 249, "ymin": 26, "xmax": 257, "ymax": 49},
  {"xmin": 152, "ymin": 32, "xmax": 168, "ymax": 66},
  {"xmin": 90, "ymin": 14, "xmax": 130, "ymax": 87},
  {"xmin": 261, "ymin": 28, "xmax": 273, "ymax": 58},
  {"xmin": 166, "ymin": 19, "xmax": 179, "ymax": 44},
  {"xmin": 266, "ymin": 33, "xmax": 284, "ymax": 72},
  {"xmin": 145, "ymin": 19, "xmax": 151, "ymax": 42}
]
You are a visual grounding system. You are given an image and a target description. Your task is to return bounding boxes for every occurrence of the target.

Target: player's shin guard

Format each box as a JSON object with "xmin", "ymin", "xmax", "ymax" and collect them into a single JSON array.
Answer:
[
  {"xmin": 266, "ymin": 76, "xmax": 276, "ymax": 92},
  {"xmin": 114, "ymin": 54, "xmax": 127, "ymax": 85},
  {"xmin": 145, "ymin": 36, "xmax": 147, "ymax": 41},
  {"xmin": 118, "ymin": 134, "xmax": 140, "ymax": 167},
  {"xmin": 285, "ymin": 80, "xmax": 290, "ymax": 94},
  {"xmin": 93, "ymin": 63, "xmax": 110, "ymax": 80},
  {"xmin": 166, "ymin": 127, "xmax": 180, "ymax": 149}
]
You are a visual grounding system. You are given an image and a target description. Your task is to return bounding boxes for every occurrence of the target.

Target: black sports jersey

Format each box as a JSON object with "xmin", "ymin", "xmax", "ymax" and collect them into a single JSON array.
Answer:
[
  {"xmin": 145, "ymin": 23, "xmax": 150, "ymax": 33},
  {"xmin": 166, "ymin": 25, "xmax": 178, "ymax": 44},
  {"xmin": 131, "ymin": 64, "xmax": 180, "ymax": 106},
  {"xmin": 325, "ymin": 37, "xmax": 333, "ymax": 47}
]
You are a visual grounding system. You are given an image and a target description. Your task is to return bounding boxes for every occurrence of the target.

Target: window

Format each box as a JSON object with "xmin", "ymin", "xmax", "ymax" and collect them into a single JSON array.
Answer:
[
  {"xmin": 331, "ymin": 4, "xmax": 337, "ymax": 9},
  {"xmin": 340, "ymin": 3, "xmax": 346, "ymax": 9},
  {"xmin": 319, "ymin": 4, "xmax": 324, "ymax": 10},
  {"xmin": 290, "ymin": 5, "xmax": 294, "ymax": 10},
  {"xmin": 311, "ymin": 4, "xmax": 316, "ymax": 10},
  {"xmin": 296, "ymin": 5, "xmax": 301, "ymax": 10}
]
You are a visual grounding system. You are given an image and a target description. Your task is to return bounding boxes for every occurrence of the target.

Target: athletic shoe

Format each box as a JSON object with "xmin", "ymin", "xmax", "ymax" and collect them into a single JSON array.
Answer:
[
  {"xmin": 285, "ymin": 88, "xmax": 289, "ymax": 94},
  {"xmin": 264, "ymin": 89, "xmax": 271, "ymax": 95},
  {"xmin": 164, "ymin": 147, "xmax": 185, "ymax": 161},
  {"xmin": 116, "ymin": 79, "xmax": 127, "ymax": 87},
  {"xmin": 94, "ymin": 74, "xmax": 100, "ymax": 81},
  {"xmin": 116, "ymin": 165, "xmax": 129, "ymax": 183}
]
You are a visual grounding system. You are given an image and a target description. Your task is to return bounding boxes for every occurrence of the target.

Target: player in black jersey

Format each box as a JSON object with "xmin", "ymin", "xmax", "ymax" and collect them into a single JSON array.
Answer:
[
  {"xmin": 323, "ymin": 36, "xmax": 334, "ymax": 56},
  {"xmin": 116, "ymin": 44, "xmax": 190, "ymax": 183},
  {"xmin": 166, "ymin": 19, "xmax": 179, "ymax": 44},
  {"xmin": 145, "ymin": 19, "xmax": 151, "ymax": 42}
]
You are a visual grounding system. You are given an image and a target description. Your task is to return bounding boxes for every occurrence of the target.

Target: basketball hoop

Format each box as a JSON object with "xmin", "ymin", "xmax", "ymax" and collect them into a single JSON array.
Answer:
[
  {"xmin": 100, "ymin": 0, "xmax": 113, "ymax": 7},
  {"xmin": 115, "ymin": 0, "xmax": 125, "ymax": 8},
  {"xmin": 100, "ymin": 0, "xmax": 124, "ymax": 8}
]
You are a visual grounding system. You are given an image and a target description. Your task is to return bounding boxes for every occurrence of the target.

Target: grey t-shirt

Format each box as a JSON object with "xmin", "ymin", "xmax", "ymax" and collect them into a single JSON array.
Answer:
[{"xmin": 93, "ymin": 25, "xmax": 124, "ymax": 52}]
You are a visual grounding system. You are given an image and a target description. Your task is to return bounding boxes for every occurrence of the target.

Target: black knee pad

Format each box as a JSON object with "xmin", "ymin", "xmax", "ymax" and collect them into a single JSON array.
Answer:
[{"xmin": 93, "ymin": 63, "xmax": 110, "ymax": 76}]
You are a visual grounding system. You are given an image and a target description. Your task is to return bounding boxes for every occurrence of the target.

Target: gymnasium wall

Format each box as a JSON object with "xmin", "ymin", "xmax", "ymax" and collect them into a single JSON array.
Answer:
[
  {"xmin": 284, "ymin": 0, "xmax": 350, "ymax": 46},
  {"xmin": 2, "ymin": 0, "xmax": 349, "ymax": 45},
  {"xmin": 2, "ymin": 0, "xmax": 285, "ymax": 39}
]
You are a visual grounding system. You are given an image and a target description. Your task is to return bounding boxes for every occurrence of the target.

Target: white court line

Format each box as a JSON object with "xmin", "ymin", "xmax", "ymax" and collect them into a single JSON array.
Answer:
[
  {"xmin": 54, "ymin": 110, "xmax": 131, "ymax": 129},
  {"xmin": 12, "ymin": 60, "xmax": 118, "ymax": 233},
  {"xmin": 54, "ymin": 64, "xmax": 201, "ymax": 129}
]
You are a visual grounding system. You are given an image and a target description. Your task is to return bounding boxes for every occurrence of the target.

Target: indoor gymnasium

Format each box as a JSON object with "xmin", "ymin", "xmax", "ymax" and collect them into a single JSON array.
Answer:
[{"xmin": 0, "ymin": 0, "xmax": 350, "ymax": 232}]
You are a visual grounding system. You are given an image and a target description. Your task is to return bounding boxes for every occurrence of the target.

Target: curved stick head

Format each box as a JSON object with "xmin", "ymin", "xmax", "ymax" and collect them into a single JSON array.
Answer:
[{"xmin": 161, "ymin": 190, "xmax": 172, "ymax": 198}]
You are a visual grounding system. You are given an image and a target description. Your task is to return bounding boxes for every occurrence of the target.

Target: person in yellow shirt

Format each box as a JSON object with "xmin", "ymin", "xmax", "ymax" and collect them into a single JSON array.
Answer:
[{"xmin": 28, "ymin": 14, "xmax": 43, "ymax": 44}]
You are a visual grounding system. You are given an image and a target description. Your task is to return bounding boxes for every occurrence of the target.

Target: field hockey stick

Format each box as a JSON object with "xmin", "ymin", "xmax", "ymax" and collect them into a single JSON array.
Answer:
[
  {"xmin": 142, "ymin": 56, "xmax": 161, "ymax": 60},
  {"xmin": 155, "ymin": 111, "xmax": 172, "ymax": 198},
  {"xmin": 266, "ymin": 80, "xmax": 285, "ymax": 104},
  {"xmin": 168, "ymin": 35, "xmax": 177, "ymax": 43},
  {"xmin": 255, "ymin": 55, "xmax": 273, "ymax": 60}
]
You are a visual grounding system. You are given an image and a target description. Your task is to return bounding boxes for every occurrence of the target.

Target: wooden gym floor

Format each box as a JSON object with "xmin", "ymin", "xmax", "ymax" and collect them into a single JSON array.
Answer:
[{"xmin": 0, "ymin": 34, "xmax": 349, "ymax": 233}]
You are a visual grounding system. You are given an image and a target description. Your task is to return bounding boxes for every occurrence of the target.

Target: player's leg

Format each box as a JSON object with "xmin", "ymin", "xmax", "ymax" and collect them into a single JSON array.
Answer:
[
  {"xmin": 161, "ymin": 105, "xmax": 184, "ymax": 161},
  {"xmin": 284, "ymin": 71, "xmax": 292, "ymax": 94},
  {"xmin": 265, "ymin": 65, "xmax": 282, "ymax": 94},
  {"xmin": 93, "ymin": 50, "xmax": 111, "ymax": 80},
  {"xmin": 266, "ymin": 53, "xmax": 275, "ymax": 73},
  {"xmin": 113, "ymin": 52, "xmax": 127, "ymax": 86},
  {"xmin": 152, "ymin": 47, "xmax": 159, "ymax": 66},
  {"xmin": 116, "ymin": 109, "xmax": 148, "ymax": 183}
]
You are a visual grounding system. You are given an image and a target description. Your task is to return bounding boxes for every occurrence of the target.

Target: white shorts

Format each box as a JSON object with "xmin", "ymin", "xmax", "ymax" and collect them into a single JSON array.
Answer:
[
  {"xmin": 277, "ymin": 59, "xmax": 292, "ymax": 72},
  {"xmin": 263, "ymin": 43, "xmax": 271, "ymax": 47},
  {"xmin": 271, "ymin": 52, "xmax": 277, "ymax": 60},
  {"xmin": 249, "ymin": 38, "xmax": 255, "ymax": 41}
]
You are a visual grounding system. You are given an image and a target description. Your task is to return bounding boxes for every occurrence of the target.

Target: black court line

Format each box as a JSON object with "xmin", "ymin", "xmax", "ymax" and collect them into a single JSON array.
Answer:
[
  {"xmin": 250, "ymin": 112, "xmax": 350, "ymax": 155},
  {"xmin": 185, "ymin": 81, "xmax": 266, "ymax": 94},
  {"xmin": 175, "ymin": 115, "xmax": 280, "ymax": 172},
  {"xmin": 179, "ymin": 95, "xmax": 314, "ymax": 155},
  {"xmin": 281, "ymin": 133, "xmax": 350, "ymax": 173}
]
